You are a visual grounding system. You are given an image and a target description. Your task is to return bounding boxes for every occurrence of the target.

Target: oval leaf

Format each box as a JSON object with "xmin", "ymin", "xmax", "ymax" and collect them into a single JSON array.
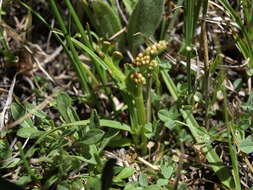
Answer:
[
  {"xmin": 240, "ymin": 136, "xmax": 253, "ymax": 154},
  {"xmin": 114, "ymin": 167, "xmax": 135, "ymax": 182},
  {"xmin": 17, "ymin": 127, "xmax": 43, "ymax": 139},
  {"xmin": 127, "ymin": 0, "xmax": 164, "ymax": 52},
  {"xmin": 80, "ymin": 128, "xmax": 105, "ymax": 145},
  {"xmin": 85, "ymin": 0, "xmax": 122, "ymax": 38}
]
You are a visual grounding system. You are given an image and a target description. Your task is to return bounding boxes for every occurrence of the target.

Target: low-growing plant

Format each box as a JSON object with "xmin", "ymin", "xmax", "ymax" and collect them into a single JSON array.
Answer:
[{"xmin": 1, "ymin": 0, "xmax": 253, "ymax": 189}]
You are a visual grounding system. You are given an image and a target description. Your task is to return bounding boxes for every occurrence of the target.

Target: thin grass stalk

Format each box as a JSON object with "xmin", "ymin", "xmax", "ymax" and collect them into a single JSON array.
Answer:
[
  {"xmin": 63, "ymin": 0, "xmax": 92, "ymax": 49},
  {"xmin": 146, "ymin": 77, "xmax": 152, "ymax": 123},
  {"xmin": 223, "ymin": 74, "xmax": 241, "ymax": 190},
  {"xmin": 200, "ymin": 0, "xmax": 210, "ymax": 128},
  {"xmin": 219, "ymin": 0, "xmax": 253, "ymax": 67},
  {"xmin": 184, "ymin": 0, "xmax": 194, "ymax": 93},
  {"xmin": 0, "ymin": 3, "xmax": 9, "ymax": 50},
  {"xmin": 167, "ymin": 0, "xmax": 184, "ymax": 38},
  {"xmin": 63, "ymin": 0, "xmax": 113, "ymax": 96},
  {"xmin": 49, "ymin": 0, "xmax": 90, "ymax": 95}
]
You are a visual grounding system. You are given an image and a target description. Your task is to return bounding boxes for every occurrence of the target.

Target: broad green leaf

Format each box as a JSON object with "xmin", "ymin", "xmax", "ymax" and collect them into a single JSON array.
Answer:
[
  {"xmin": 16, "ymin": 176, "xmax": 32, "ymax": 186},
  {"xmin": 158, "ymin": 108, "xmax": 179, "ymax": 122},
  {"xmin": 71, "ymin": 179, "xmax": 83, "ymax": 190},
  {"xmin": 56, "ymin": 93, "xmax": 72, "ymax": 122},
  {"xmin": 2, "ymin": 158, "xmax": 20, "ymax": 168},
  {"xmin": 79, "ymin": 128, "xmax": 105, "ymax": 145},
  {"xmin": 138, "ymin": 173, "xmax": 148, "ymax": 187},
  {"xmin": 11, "ymin": 103, "xmax": 33, "ymax": 128},
  {"xmin": 239, "ymin": 136, "xmax": 253, "ymax": 154},
  {"xmin": 144, "ymin": 123, "xmax": 153, "ymax": 138},
  {"xmin": 156, "ymin": 178, "xmax": 168, "ymax": 186},
  {"xmin": 82, "ymin": 0, "xmax": 122, "ymax": 38},
  {"xmin": 161, "ymin": 165, "xmax": 173, "ymax": 178},
  {"xmin": 114, "ymin": 167, "xmax": 135, "ymax": 182},
  {"xmin": 85, "ymin": 177, "xmax": 101, "ymax": 190},
  {"xmin": 127, "ymin": 0, "xmax": 164, "ymax": 52},
  {"xmin": 164, "ymin": 120, "xmax": 176, "ymax": 130},
  {"xmin": 56, "ymin": 93, "xmax": 79, "ymax": 123},
  {"xmin": 25, "ymin": 103, "xmax": 47, "ymax": 119},
  {"xmin": 17, "ymin": 127, "xmax": 43, "ymax": 139}
]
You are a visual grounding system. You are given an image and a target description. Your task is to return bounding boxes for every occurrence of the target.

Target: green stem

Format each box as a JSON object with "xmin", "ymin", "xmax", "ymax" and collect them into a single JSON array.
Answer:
[
  {"xmin": 146, "ymin": 78, "xmax": 152, "ymax": 122},
  {"xmin": 134, "ymin": 84, "xmax": 147, "ymax": 154},
  {"xmin": 186, "ymin": 50, "xmax": 192, "ymax": 93},
  {"xmin": 63, "ymin": 0, "xmax": 93, "ymax": 49}
]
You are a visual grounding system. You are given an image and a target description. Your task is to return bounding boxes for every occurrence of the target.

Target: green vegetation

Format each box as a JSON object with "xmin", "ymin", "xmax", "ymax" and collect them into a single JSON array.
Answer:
[{"xmin": 1, "ymin": 0, "xmax": 253, "ymax": 189}]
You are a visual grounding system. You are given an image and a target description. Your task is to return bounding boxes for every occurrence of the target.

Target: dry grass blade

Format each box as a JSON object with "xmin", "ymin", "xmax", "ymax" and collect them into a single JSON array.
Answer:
[{"xmin": 0, "ymin": 75, "xmax": 16, "ymax": 131}]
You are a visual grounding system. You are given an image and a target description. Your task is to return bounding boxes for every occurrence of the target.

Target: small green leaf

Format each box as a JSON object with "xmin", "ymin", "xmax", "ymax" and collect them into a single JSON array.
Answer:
[
  {"xmin": 240, "ymin": 136, "xmax": 253, "ymax": 154},
  {"xmin": 25, "ymin": 103, "xmax": 47, "ymax": 119},
  {"xmin": 164, "ymin": 120, "xmax": 176, "ymax": 130},
  {"xmin": 11, "ymin": 103, "xmax": 33, "ymax": 128},
  {"xmin": 85, "ymin": 177, "xmax": 101, "ymax": 190},
  {"xmin": 17, "ymin": 127, "xmax": 43, "ymax": 139},
  {"xmin": 56, "ymin": 93, "xmax": 72, "ymax": 122},
  {"xmin": 158, "ymin": 108, "xmax": 179, "ymax": 122},
  {"xmin": 161, "ymin": 165, "xmax": 173, "ymax": 178},
  {"xmin": 139, "ymin": 173, "xmax": 148, "ymax": 187},
  {"xmin": 57, "ymin": 184, "xmax": 69, "ymax": 190},
  {"xmin": 80, "ymin": 128, "xmax": 105, "ymax": 145},
  {"xmin": 156, "ymin": 178, "xmax": 168, "ymax": 186},
  {"xmin": 124, "ymin": 182, "xmax": 142, "ymax": 190},
  {"xmin": 2, "ymin": 158, "xmax": 20, "ymax": 168},
  {"xmin": 16, "ymin": 176, "xmax": 32, "ymax": 186},
  {"xmin": 144, "ymin": 123, "xmax": 153, "ymax": 138},
  {"xmin": 146, "ymin": 185, "xmax": 163, "ymax": 190},
  {"xmin": 114, "ymin": 167, "xmax": 135, "ymax": 182},
  {"xmin": 71, "ymin": 179, "xmax": 83, "ymax": 190}
]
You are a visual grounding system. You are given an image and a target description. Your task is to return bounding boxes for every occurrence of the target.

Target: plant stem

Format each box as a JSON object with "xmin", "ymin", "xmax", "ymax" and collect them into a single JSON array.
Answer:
[
  {"xmin": 135, "ymin": 84, "xmax": 147, "ymax": 154},
  {"xmin": 146, "ymin": 77, "xmax": 152, "ymax": 123},
  {"xmin": 201, "ymin": 0, "xmax": 210, "ymax": 129},
  {"xmin": 223, "ymin": 74, "xmax": 241, "ymax": 190},
  {"xmin": 63, "ymin": 0, "xmax": 93, "ymax": 49}
]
